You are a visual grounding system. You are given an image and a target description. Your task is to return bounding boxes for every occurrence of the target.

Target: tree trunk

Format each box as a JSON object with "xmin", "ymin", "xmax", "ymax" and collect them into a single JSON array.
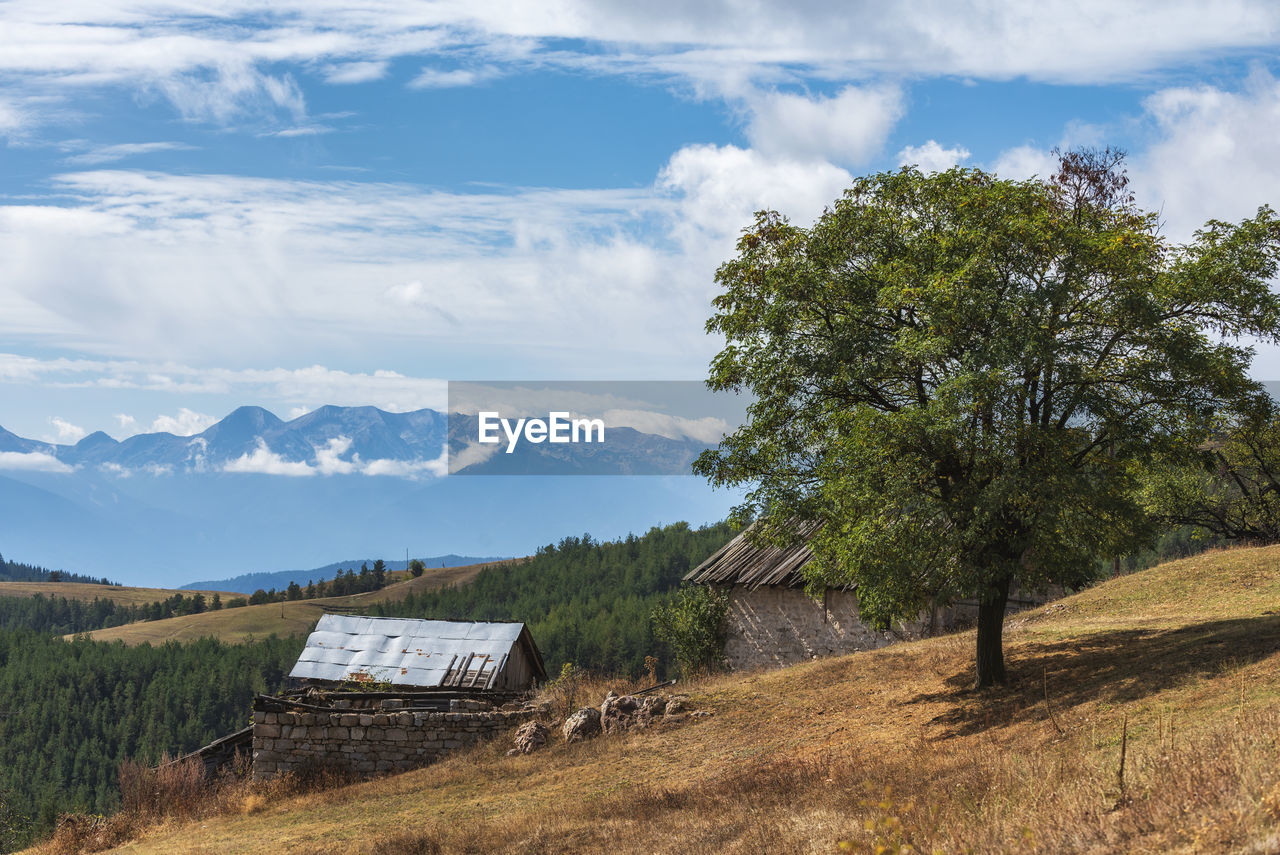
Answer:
[{"xmin": 974, "ymin": 574, "xmax": 1012, "ymax": 689}]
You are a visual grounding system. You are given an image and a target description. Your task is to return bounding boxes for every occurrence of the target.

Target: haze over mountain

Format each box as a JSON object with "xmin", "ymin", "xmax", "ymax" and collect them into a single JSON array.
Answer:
[
  {"xmin": 0, "ymin": 405, "xmax": 735, "ymax": 588},
  {"xmin": 180, "ymin": 556, "xmax": 510, "ymax": 596}
]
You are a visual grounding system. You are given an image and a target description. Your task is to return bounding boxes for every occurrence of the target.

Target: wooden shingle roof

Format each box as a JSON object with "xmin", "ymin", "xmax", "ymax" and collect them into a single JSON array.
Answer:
[{"xmin": 684, "ymin": 520, "xmax": 842, "ymax": 590}]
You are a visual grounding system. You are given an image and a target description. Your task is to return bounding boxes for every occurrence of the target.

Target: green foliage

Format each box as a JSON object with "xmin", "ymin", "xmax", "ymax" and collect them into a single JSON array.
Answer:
[
  {"xmin": 369, "ymin": 521, "xmax": 735, "ymax": 677},
  {"xmin": 0, "ymin": 630, "xmax": 302, "ymax": 845},
  {"xmin": 695, "ymin": 149, "xmax": 1280, "ymax": 686},
  {"xmin": 0, "ymin": 555, "xmax": 116, "ymax": 586},
  {"xmin": 1144, "ymin": 396, "xmax": 1280, "ymax": 543},
  {"xmin": 650, "ymin": 585, "xmax": 729, "ymax": 677},
  {"xmin": 408, "ymin": 559, "xmax": 425, "ymax": 578}
]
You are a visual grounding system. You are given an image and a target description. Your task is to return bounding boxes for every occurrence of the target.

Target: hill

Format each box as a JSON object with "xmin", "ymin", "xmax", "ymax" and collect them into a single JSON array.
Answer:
[
  {"xmin": 71, "ymin": 545, "xmax": 1280, "ymax": 855},
  {"xmin": 178, "ymin": 555, "xmax": 510, "ymax": 595},
  {"xmin": 74, "ymin": 561, "xmax": 516, "ymax": 645},
  {"xmin": 0, "ymin": 581, "xmax": 240, "ymax": 606}
]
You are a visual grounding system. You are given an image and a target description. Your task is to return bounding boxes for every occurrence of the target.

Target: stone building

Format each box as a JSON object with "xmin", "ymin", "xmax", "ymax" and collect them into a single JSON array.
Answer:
[
  {"xmin": 250, "ymin": 615, "xmax": 547, "ymax": 779},
  {"xmin": 684, "ymin": 523, "xmax": 1052, "ymax": 671},
  {"xmin": 287, "ymin": 614, "xmax": 546, "ymax": 691}
]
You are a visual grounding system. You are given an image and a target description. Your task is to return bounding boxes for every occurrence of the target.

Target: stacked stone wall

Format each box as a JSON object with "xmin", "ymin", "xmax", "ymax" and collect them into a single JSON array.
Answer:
[
  {"xmin": 722, "ymin": 585, "xmax": 1056, "ymax": 671},
  {"xmin": 251, "ymin": 705, "xmax": 528, "ymax": 779}
]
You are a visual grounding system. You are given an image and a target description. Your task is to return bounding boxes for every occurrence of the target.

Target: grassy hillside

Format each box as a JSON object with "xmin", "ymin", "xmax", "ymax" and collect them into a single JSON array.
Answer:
[
  {"xmin": 68, "ymin": 545, "xmax": 1280, "ymax": 855},
  {"xmin": 0, "ymin": 582, "xmax": 241, "ymax": 606},
  {"xmin": 73, "ymin": 561, "xmax": 516, "ymax": 645}
]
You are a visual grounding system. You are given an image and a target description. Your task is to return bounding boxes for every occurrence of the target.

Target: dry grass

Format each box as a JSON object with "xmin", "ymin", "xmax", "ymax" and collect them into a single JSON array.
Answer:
[
  {"xmin": 24, "ymin": 545, "xmax": 1280, "ymax": 854},
  {"xmin": 0, "ymin": 582, "xmax": 241, "ymax": 606},
  {"xmin": 72, "ymin": 559, "xmax": 520, "ymax": 646}
]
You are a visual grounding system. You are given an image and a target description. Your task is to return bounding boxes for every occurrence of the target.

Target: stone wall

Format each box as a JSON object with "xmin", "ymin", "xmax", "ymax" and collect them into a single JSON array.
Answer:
[
  {"xmin": 251, "ymin": 701, "xmax": 528, "ymax": 779},
  {"xmin": 723, "ymin": 586, "xmax": 936, "ymax": 671},
  {"xmin": 722, "ymin": 584, "xmax": 1056, "ymax": 671}
]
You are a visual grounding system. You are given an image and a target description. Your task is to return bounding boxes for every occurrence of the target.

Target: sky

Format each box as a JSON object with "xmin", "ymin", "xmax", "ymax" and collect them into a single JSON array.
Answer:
[{"xmin": 5, "ymin": 1, "xmax": 1280, "ymax": 444}]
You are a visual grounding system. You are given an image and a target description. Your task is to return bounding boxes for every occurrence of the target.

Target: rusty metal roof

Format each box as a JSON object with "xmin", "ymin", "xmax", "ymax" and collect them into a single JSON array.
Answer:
[
  {"xmin": 288, "ymin": 615, "xmax": 544, "ymax": 688},
  {"xmin": 683, "ymin": 520, "xmax": 842, "ymax": 590}
]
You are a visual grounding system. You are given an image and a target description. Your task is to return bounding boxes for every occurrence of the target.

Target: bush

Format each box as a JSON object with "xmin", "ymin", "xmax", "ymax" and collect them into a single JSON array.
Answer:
[{"xmin": 650, "ymin": 585, "xmax": 729, "ymax": 677}]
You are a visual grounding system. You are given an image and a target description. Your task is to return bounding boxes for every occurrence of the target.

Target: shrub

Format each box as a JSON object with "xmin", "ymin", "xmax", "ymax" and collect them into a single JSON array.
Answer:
[{"xmin": 650, "ymin": 585, "xmax": 729, "ymax": 677}]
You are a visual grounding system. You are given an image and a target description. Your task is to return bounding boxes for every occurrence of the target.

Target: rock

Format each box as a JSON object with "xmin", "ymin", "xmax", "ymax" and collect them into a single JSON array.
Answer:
[
  {"xmin": 689, "ymin": 710, "xmax": 714, "ymax": 718},
  {"xmin": 600, "ymin": 694, "xmax": 640, "ymax": 734},
  {"xmin": 634, "ymin": 695, "xmax": 666, "ymax": 728},
  {"xmin": 511, "ymin": 721, "xmax": 548, "ymax": 754},
  {"xmin": 665, "ymin": 696, "xmax": 688, "ymax": 715},
  {"xmin": 561, "ymin": 707, "xmax": 601, "ymax": 742}
]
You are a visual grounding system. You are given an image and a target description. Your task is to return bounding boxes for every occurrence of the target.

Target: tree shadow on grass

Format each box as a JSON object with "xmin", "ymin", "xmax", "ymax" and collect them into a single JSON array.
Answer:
[{"xmin": 913, "ymin": 614, "xmax": 1280, "ymax": 739}]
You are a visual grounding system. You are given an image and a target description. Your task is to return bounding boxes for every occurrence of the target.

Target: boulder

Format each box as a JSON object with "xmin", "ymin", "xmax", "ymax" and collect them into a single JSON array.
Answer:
[
  {"xmin": 510, "ymin": 721, "xmax": 549, "ymax": 755},
  {"xmin": 561, "ymin": 707, "xmax": 602, "ymax": 743},
  {"xmin": 600, "ymin": 694, "xmax": 641, "ymax": 734}
]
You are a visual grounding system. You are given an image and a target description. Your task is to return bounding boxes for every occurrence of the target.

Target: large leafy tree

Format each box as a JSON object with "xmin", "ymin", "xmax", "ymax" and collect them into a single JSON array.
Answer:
[{"xmin": 695, "ymin": 150, "xmax": 1280, "ymax": 688}]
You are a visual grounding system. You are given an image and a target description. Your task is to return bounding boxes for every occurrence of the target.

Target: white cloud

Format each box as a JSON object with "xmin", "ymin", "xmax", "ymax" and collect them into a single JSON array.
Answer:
[
  {"xmin": 322, "ymin": 60, "xmax": 389, "ymax": 84},
  {"xmin": 0, "ymin": 170, "xmax": 709, "ymax": 373},
  {"xmin": 447, "ymin": 440, "xmax": 500, "ymax": 473},
  {"xmin": 897, "ymin": 140, "xmax": 971, "ymax": 172},
  {"xmin": 362, "ymin": 447, "xmax": 449, "ymax": 478},
  {"xmin": 989, "ymin": 144, "xmax": 1059, "ymax": 180},
  {"xmin": 658, "ymin": 143, "xmax": 852, "ymax": 250},
  {"xmin": 1135, "ymin": 70, "xmax": 1280, "ymax": 240},
  {"xmin": 222, "ymin": 436, "xmax": 446, "ymax": 479},
  {"xmin": 1, "ymin": 2, "xmax": 1277, "ymax": 133},
  {"xmin": 63, "ymin": 141, "xmax": 194, "ymax": 165},
  {"xmin": 49, "ymin": 416, "xmax": 86, "ymax": 443},
  {"xmin": 149, "ymin": 408, "xmax": 216, "ymax": 436},
  {"xmin": 223, "ymin": 440, "xmax": 315, "ymax": 477},
  {"xmin": 602, "ymin": 409, "xmax": 728, "ymax": 443},
  {"xmin": 0, "ymin": 450, "xmax": 74, "ymax": 473},
  {"xmin": 4, "ymin": 355, "xmax": 450, "ymax": 416},
  {"xmin": 314, "ymin": 436, "xmax": 358, "ymax": 475},
  {"xmin": 745, "ymin": 85, "xmax": 904, "ymax": 166},
  {"xmin": 409, "ymin": 67, "xmax": 500, "ymax": 89}
]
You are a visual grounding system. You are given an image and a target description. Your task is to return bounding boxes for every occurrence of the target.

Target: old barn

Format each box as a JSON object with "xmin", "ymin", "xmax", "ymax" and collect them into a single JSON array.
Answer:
[
  {"xmin": 287, "ymin": 614, "xmax": 546, "ymax": 691},
  {"xmin": 685, "ymin": 524, "xmax": 1052, "ymax": 670}
]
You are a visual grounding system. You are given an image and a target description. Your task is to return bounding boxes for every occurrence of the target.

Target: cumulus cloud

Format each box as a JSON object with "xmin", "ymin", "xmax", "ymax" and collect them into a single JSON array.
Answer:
[
  {"xmin": 223, "ymin": 440, "xmax": 315, "ymax": 477},
  {"xmin": 314, "ymin": 436, "xmax": 358, "ymax": 475},
  {"xmin": 222, "ymin": 436, "xmax": 447, "ymax": 479},
  {"xmin": 745, "ymin": 85, "xmax": 904, "ymax": 165},
  {"xmin": 49, "ymin": 416, "xmax": 86, "ymax": 443},
  {"xmin": 602, "ymin": 410, "xmax": 728, "ymax": 443},
  {"xmin": 989, "ymin": 144, "xmax": 1059, "ymax": 180},
  {"xmin": 0, "ymin": 170, "xmax": 712, "ymax": 373},
  {"xmin": 1135, "ymin": 70, "xmax": 1280, "ymax": 240},
  {"xmin": 897, "ymin": 140, "xmax": 971, "ymax": 172},
  {"xmin": 0, "ymin": 450, "xmax": 74, "ymax": 473},
  {"xmin": 149, "ymin": 408, "xmax": 216, "ymax": 436},
  {"xmin": 362, "ymin": 447, "xmax": 449, "ymax": 478},
  {"xmin": 109, "ymin": 407, "xmax": 216, "ymax": 437}
]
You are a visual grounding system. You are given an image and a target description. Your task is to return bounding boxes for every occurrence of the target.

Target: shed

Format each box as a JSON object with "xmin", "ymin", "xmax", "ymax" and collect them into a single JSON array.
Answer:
[
  {"xmin": 287, "ymin": 614, "xmax": 546, "ymax": 691},
  {"xmin": 686, "ymin": 523, "xmax": 1054, "ymax": 671}
]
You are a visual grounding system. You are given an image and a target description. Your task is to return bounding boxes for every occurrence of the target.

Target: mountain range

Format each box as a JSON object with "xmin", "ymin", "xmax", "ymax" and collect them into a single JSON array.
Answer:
[
  {"xmin": 179, "ymin": 556, "xmax": 510, "ymax": 595},
  {"xmin": 0, "ymin": 405, "xmax": 736, "ymax": 587}
]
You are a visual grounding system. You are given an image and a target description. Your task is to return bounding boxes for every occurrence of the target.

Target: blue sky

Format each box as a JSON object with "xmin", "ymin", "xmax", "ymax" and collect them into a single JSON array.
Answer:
[{"xmin": 5, "ymin": 2, "xmax": 1280, "ymax": 446}]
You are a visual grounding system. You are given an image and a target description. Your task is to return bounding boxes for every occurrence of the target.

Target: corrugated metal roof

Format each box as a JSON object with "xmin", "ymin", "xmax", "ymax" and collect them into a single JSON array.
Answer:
[
  {"xmin": 288, "ymin": 614, "xmax": 536, "ymax": 688},
  {"xmin": 684, "ymin": 520, "xmax": 845, "ymax": 590}
]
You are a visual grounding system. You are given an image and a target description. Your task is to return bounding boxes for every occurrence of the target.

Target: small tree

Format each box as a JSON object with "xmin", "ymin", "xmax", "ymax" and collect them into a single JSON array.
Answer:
[
  {"xmin": 696, "ymin": 150, "xmax": 1280, "ymax": 687},
  {"xmin": 651, "ymin": 585, "xmax": 729, "ymax": 677},
  {"xmin": 408, "ymin": 559, "xmax": 425, "ymax": 578},
  {"xmin": 1145, "ymin": 396, "xmax": 1280, "ymax": 542}
]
